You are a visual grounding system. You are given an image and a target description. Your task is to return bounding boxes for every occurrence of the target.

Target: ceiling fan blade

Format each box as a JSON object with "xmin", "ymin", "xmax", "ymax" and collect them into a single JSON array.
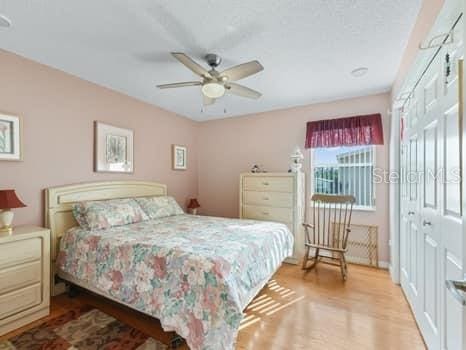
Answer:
[
  {"xmin": 171, "ymin": 52, "xmax": 212, "ymax": 79},
  {"xmin": 226, "ymin": 83, "xmax": 262, "ymax": 99},
  {"xmin": 203, "ymin": 95, "xmax": 216, "ymax": 106},
  {"xmin": 157, "ymin": 81, "xmax": 201, "ymax": 89},
  {"xmin": 220, "ymin": 60, "xmax": 264, "ymax": 81}
]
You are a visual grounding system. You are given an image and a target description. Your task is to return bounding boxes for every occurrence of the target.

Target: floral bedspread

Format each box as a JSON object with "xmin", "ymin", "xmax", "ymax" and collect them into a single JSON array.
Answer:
[{"xmin": 57, "ymin": 214, "xmax": 293, "ymax": 350}]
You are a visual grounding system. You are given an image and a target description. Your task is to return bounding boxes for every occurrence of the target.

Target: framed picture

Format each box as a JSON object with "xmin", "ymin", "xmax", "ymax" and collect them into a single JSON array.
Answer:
[
  {"xmin": 172, "ymin": 144, "xmax": 187, "ymax": 170},
  {"xmin": 0, "ymin": 113, "xmax": 21, "ymax": 161},
  {"xmin": 94, "ymin": 121, "xmax": 134, "ymax": 173}
]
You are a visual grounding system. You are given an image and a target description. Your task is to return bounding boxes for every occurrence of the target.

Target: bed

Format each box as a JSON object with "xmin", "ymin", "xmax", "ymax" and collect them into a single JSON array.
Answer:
[{"xmin": 45, "ymin": 181, "xmax": 293, "ymax": 350}]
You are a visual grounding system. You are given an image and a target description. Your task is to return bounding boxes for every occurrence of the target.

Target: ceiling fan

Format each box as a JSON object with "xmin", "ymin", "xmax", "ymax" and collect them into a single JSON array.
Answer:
[{"xmin": 157, "ymin": 53, "xmax": 264, "ymax": 106}]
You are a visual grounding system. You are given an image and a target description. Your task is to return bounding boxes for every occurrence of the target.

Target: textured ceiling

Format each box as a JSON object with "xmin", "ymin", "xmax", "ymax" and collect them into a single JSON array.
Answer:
[{"xmin": 0, "ymin": 0, "xmax": 422, "ymax": 121}]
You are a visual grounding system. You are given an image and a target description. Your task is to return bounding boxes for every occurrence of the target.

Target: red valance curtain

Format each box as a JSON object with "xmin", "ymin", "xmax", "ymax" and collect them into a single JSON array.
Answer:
[{"xmin": 305, "ymin": 113, "xmax": 384, "ymax": 148}]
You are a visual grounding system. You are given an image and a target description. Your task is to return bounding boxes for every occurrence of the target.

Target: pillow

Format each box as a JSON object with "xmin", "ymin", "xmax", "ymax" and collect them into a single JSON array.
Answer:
[
  {"xmin": 72, "ymin": 203, "xmax": 90, "ymax": 230},
  {"xmin": 135, "ymin": 196, "xmax": 184, "ymax": 219},
  {"xmin": 72, "ymin": 198, "xmax": 149, "ymax": 230}
]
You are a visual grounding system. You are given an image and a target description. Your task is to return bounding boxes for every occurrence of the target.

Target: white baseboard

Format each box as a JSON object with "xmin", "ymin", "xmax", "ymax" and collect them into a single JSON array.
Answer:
[
  {"xmin": 389, "ymin": 264, "xmax": 401, "ymax": 284},
  {"xmin": 347, "ymin": 255, "xmax": 389, "ymax": 269},
  {"xmin": 378, "ymin": 261, "xmax": 390, "ymax": 269}
]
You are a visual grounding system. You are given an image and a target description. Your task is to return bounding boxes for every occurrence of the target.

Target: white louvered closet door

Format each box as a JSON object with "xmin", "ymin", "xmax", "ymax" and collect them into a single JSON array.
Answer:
[{"xmin": 400, "ymin": 13, "xmax": 464, "ymax": 350}]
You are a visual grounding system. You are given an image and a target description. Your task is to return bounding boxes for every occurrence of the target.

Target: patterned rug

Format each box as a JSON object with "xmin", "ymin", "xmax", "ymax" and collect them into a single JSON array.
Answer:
[{"xmin": 0, "ymin": 305, "xmax": 167, "ymax": 350}]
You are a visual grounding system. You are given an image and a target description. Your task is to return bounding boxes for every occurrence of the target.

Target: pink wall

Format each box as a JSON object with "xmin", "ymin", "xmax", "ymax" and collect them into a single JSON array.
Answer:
[
  {"xmin": 0, "ymin": 49, "xmax": 199, "ymax": 226},
  {"xmin": 391, "ymin": 0, "xmax": 444, "ymax": 99},
  {"xmin": 198, "ymin": 93, "xmax": 391, "ymax": 262},
  {"xmin": 0, "ymin": 47, "xmax": 401, "ymax": 263}
]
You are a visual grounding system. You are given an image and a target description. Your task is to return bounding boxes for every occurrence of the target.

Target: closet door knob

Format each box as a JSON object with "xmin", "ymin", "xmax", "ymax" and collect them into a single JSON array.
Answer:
[
  {"xmin": 408, "ymin": 211, "xmax": 415, "ymax": 216},
  {"xmin": 423, "ymin": 220, "xmax": 432, "ymax": 227}
]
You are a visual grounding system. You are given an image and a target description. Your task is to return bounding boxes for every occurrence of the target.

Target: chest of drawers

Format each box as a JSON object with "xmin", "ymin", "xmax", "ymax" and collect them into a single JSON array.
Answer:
[
  {"xmin": 0, "ymin": 226, "xmax": 50, "ymax": 336},
  {"xmin": 240, "ymin": 173, "xmax": 305, "ymax": 263}
]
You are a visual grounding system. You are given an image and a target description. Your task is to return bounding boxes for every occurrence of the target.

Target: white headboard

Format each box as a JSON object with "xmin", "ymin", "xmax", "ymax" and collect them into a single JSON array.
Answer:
[{"xmin": 44, "ymin": 180, "xmax": 167, "ymax": 294}]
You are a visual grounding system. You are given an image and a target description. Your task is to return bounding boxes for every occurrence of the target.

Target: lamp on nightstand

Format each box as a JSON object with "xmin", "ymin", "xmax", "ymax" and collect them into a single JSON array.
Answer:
[
  {"xmin": 0, "ymin": 189, "xmax": 26, "ymax": 234},
  {"xmin": 188, "ymin": 198, "xmax": 200, "ymax": 215}
]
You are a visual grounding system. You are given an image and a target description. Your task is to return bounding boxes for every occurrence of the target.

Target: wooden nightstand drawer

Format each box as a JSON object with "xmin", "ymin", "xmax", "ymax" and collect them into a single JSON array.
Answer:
[
  {"xmin": 0, "ymin": 261, "xmax": 42, "ymax": 295},
  {"xmin": 0, "ymin": 226, "xmax": 50, "ymax": 335},
  {"xmin": 0, "ymin": 283, "xmax": 42, "ymax": 320},
  {"xmin": 0, "ymin": 237, "xmax": 42, "ymax": 270}
]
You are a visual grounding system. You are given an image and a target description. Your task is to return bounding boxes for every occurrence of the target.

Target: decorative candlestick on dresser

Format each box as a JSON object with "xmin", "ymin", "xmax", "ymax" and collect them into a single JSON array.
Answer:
[
  {"xmin": 0, "ymin": 189, "xmax": 26, "ymax": 234},
  {"xmin": 290, "ymin": 146, "xmax": 304, "ymax": 173}
]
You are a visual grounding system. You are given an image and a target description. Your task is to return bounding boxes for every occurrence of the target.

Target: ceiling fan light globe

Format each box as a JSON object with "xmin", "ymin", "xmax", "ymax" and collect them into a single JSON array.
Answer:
[{"xmin": 202, "ymin": 83, "xmax": 225, "ymax": 98}]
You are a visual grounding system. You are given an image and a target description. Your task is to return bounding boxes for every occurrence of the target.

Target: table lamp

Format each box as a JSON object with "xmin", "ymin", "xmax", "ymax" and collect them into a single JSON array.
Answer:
[
  {"xmin": 0, "ymin": 189, "xmax": 26, "ymax": 234},
  {"xmin": 187, "ymin": 198, "xmax": 200, "ymax": 215}
]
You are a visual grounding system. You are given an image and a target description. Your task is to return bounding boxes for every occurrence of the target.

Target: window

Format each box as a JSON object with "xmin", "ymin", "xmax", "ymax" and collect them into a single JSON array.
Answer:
[{"xmin": 312, "ymin": 145, "xmax": 375, "ymax": 209}]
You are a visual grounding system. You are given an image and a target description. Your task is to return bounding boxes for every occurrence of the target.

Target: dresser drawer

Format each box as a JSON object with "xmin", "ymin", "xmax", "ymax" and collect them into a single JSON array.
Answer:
[
  {"xmin": 243, "ymin": 205, "xmax": 293, "ymax": 223},
  {"xmin": 243, "ymin": 191, "xmax": 293, "ymax": 208},
  {"xmin": 243, "ymin": 176, "xmax": 293, "ymax": 192},
  {"xmin": 0, "ymin": 261, "xmax": 42, "ymax": 295},
  {"xmin": 0, "ymin": 283, "xmax": 42, "ymax": 320},
  {"xmin": 0, "ymin": 237, "xmax": 42, "ymax": 270}
]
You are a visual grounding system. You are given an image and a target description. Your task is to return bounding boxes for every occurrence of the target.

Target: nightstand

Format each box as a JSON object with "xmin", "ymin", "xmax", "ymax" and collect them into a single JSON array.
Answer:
[{"xmin": 0, "ymin": 226, "xmax": 50, "ymax": 336}]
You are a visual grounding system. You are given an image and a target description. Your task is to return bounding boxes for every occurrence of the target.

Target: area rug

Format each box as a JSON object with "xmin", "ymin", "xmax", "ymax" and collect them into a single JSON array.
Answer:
[{"xmin": 0, "ymin": 305, "xmax": 167, "ymax": 350}]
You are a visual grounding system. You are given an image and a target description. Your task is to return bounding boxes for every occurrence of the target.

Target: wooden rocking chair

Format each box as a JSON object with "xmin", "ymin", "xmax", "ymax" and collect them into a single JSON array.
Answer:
[{"xmin": 302, "ymin": 194, "xmax": 355, "ymax": 280}]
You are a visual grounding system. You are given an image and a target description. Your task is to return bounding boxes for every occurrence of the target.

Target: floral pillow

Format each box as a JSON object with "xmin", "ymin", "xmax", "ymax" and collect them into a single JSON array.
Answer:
[
  {"xmin": 135, "ymin": 196, "xmax": 184, "ymax": 219},
  {"xmin": 72, "ymin": 198, "xmax": 149, "ymax": 230},
  {"xmin": 72, "ymin": 203, "xmax": 90, "ymax": 230}
]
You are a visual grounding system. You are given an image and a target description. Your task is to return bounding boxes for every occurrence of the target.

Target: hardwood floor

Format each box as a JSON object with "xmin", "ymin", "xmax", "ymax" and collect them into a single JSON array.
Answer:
[{"xmin": 1, "ymin": 264, "xmax": 425, "ymax": 349}]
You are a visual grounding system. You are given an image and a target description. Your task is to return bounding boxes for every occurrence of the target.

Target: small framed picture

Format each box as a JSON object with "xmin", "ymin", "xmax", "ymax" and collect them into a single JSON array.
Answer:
[
  {"xmin": 94, "ymin": 121, "xmax": 134, "ymax": 173},
  {"xmin": 0, "ymin": 113, "xmax": 21, "ymax": 161},
  {"xmin": 172, "ymin": 144, "xmax": 187, "ymax": 170}
]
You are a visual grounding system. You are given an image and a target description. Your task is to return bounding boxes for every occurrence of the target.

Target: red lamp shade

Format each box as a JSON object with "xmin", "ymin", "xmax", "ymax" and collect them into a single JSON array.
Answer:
[
  {"xmin": 0, "ymin": 190, "xmax": 26, "ymax": 209},
  {"xmin": 187, "ymin": 198, "xmax": 200, "ymax": 209}
]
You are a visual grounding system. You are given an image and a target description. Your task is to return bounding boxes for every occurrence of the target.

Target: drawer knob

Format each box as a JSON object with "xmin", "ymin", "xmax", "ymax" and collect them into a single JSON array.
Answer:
[
  {"xmin": 263, "ymin": 197, "xmax": 270, "ymax": 200},
  {"xmin": 262, "ymin": 182, "xmax": 269, "ymax": 186},
  {"xmin": 262, "ymin": 212, "xmax": 269, "ymax": 215}
]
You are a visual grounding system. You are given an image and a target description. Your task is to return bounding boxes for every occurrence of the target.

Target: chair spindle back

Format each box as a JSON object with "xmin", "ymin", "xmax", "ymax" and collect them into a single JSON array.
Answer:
[{"xmin": 307, "ymin": 194, "xmax": 356, "ymax": 250}]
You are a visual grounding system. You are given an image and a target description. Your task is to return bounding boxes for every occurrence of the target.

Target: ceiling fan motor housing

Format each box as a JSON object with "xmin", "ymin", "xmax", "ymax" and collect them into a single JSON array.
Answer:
[{"xmin": 205, "ymin": 53, "xmax": 222, "ymax": 68}]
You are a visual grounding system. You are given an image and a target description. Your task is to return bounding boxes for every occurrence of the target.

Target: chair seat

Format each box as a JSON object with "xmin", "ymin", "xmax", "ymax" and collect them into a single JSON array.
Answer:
[{"xmin": 304, "ymin": 242, "xmax": 347, "ymax": 253}]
